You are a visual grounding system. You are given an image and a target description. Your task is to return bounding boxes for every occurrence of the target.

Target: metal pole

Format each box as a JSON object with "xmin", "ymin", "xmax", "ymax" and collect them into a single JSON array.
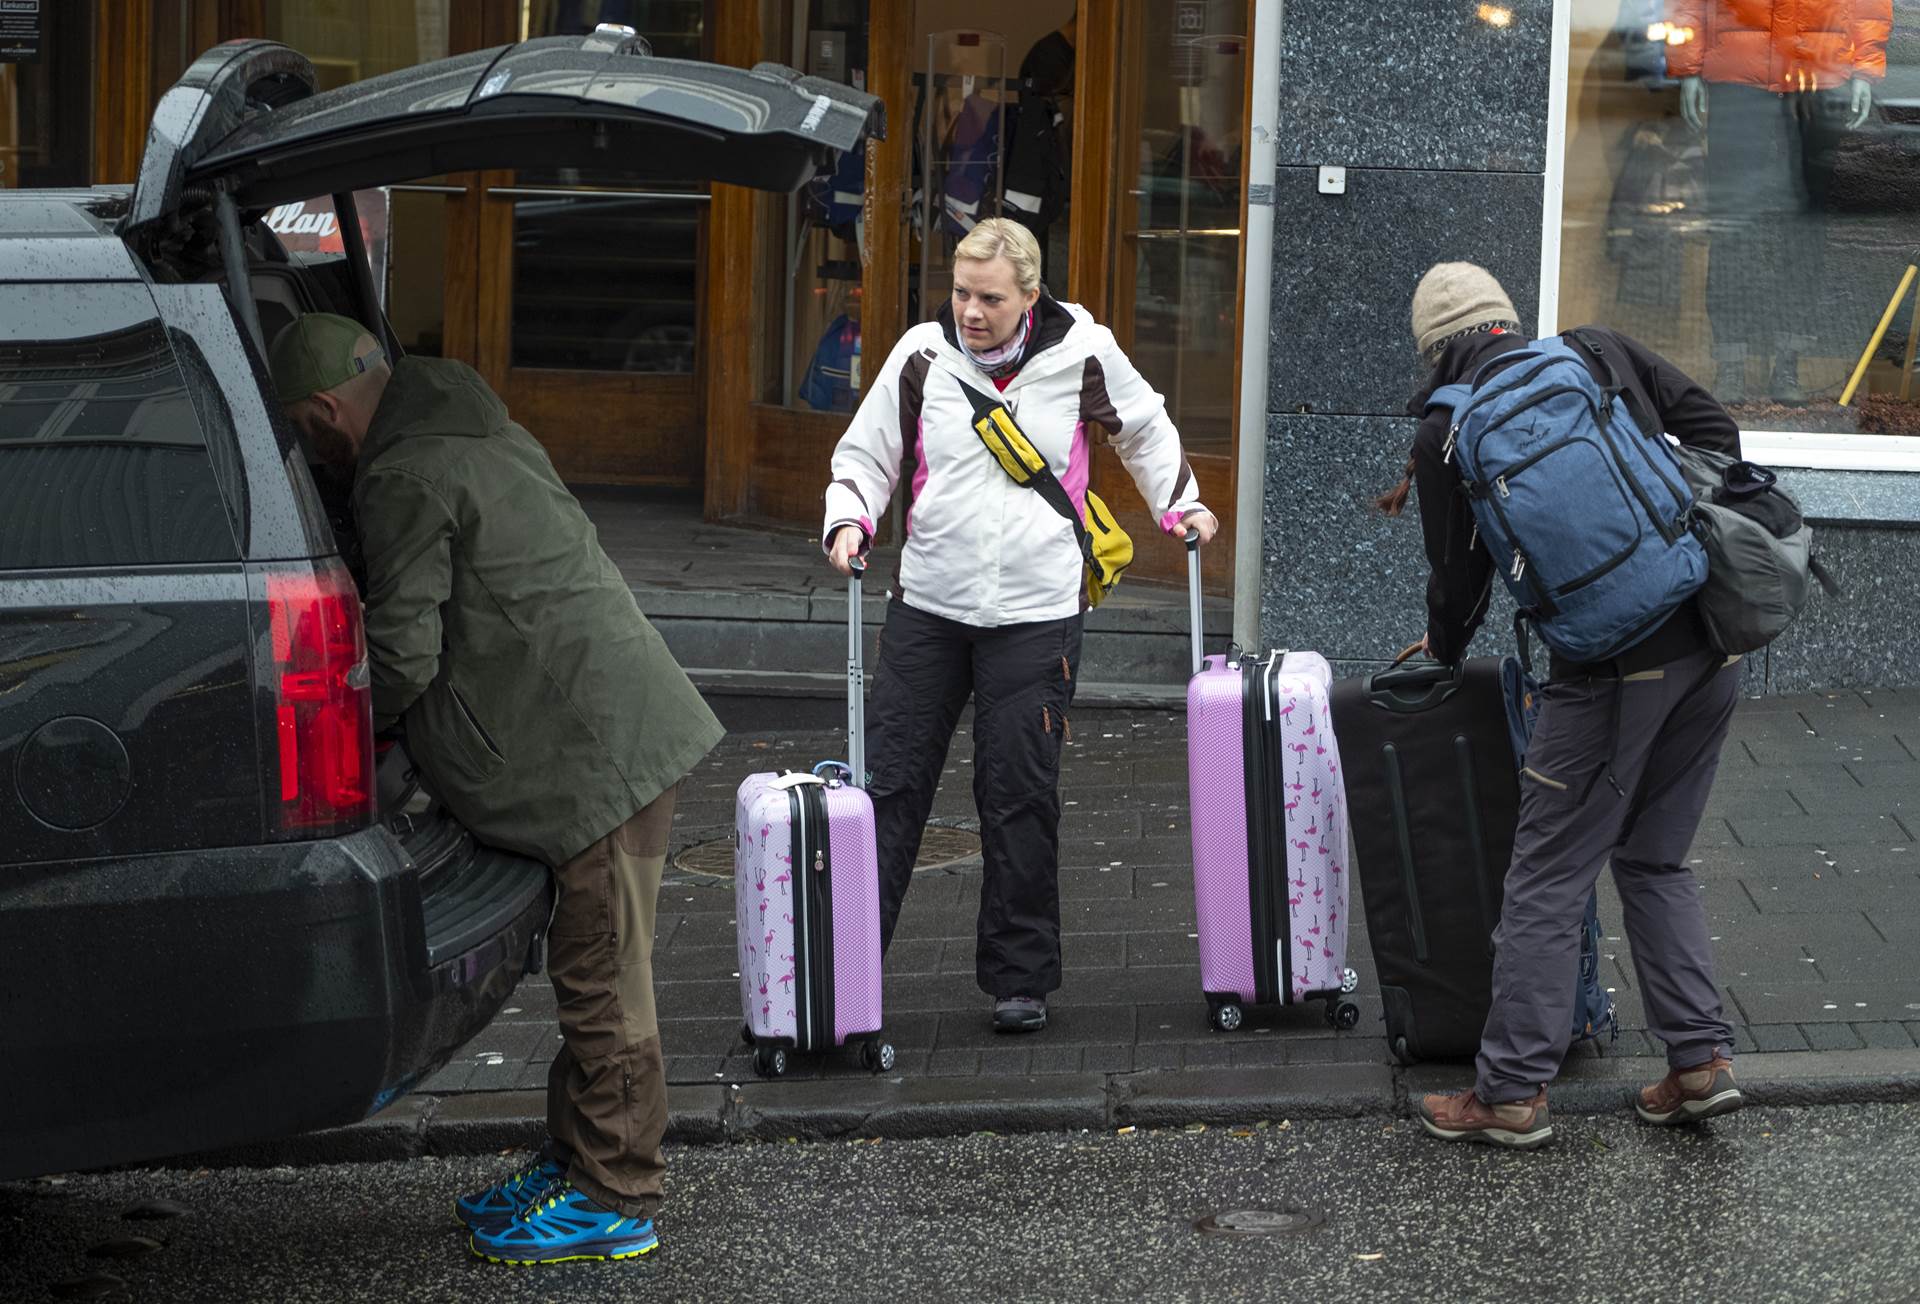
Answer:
[
  {"xmin": 334, "ymin": 190, "xmax": 399, "ymax": 361},
  {"xmin": 848, "ymin": 557, "xmax": 866, "ymax": 787},
  {"xmin": 1232, "ymin": 0, "xmax": 1283, "ymax": 653},
  {"xmin": 214, "ymin": 190, "xmax": 267, "ymax": 357},
  {"xmin": 1186, "ymin": 534, "xmax": 1205, "ymax": 677},
  {"xmin": 1840, "ymin": 264, "xmax": 1917, "ymax": 407}
]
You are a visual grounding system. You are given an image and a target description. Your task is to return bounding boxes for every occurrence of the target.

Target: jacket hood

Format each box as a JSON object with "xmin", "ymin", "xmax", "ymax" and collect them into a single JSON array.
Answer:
[{"xmin": 359, "ymin": 356, "xmax": 507, "ymax": 469}]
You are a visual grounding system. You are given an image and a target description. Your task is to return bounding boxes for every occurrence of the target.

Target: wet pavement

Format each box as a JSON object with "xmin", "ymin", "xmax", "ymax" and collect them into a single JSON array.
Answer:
[{"xmin": 6, "ymin": 1102, "xmax": 1919, "ymax": 1302}]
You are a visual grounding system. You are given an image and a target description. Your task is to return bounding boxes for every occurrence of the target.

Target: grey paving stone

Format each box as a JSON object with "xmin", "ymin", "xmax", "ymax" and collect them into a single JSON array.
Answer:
[
  {"xmin": 1058, "ymin": 933, "xmax": 1127, "ymax": 969},
  {"xmin": 927, "ymin": 1050, "xmax": 981, "ymax": 1077},
  {"xmin": 1798, "ymin": 1023, "xmax": 1866, "ymax": 1052},
  {"xmin": 1281, "ymin": 1037, "xmax": 1393, "ymax": 1065},
  {"xmin": 1846, "ymin": 759, "xmax": 1920, "ymax": 791},
  {"xmin": 1728, "ymin": 814, "xmax": 1913, "ymax": 848},
  {"xmin": 1028, "ymin": 1046, "xmax": 1085, "ymax": 1075},
  {"xmin": 1228, "ymin": 1041, "xmax": 1292, "ymax": 1069},
  {"xmin": 932, "ymin": 1005, "xmax": 1136, "ymax": 1051},
  {"xmin": 976, "ymin": 1048, "xmax": 1034, "ymax": 1077},
  {"xmin": 1748, "ymin": 1024, "xmax": 1811, "ymax": 1053},
  {"xmin": 1731, "ymin": 1026, "xmax": 1760, "ymax": 1056},
  {"xmin": 1729, "ymin": 982, "xmax": 1920, "ymax": 1024},
  {"xmin": 1782, "ymin": 784, "xmax": 1911, "ymax": 817},
  {"xmin": 1127, "ymin": 933, "xmax": 1205, "ymax": 968},
  {"xmin": 1133, "ymin": 1044, "xmax": 1184, "ymax": 1071},
  {"xmin": 1181, "ymin": 1042, "xmax": 1235, "ymax": 1069},
  {"xmin": 1081, "ymin": 1045, "xmax": 1135, "ymax": 1074},
  {"xmin": 1739, "ymin": 872, "xmax": 1920, "ymax": 915},
  {"xmin": 1853, "ymin": 1022, "xmax": 1916, "ymax": 1050},
  {"xmin": 1057, "ymin": 867, "xmax": 1140, "ymax": 900}
]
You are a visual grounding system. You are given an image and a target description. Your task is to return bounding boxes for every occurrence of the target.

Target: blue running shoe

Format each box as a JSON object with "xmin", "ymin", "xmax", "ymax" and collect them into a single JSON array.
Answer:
[
  {"xmin": 454, "ymin": 1155, "xmax": 567, "ymax": 1230},
  {"xmin": 469, "ymin": 1183, "xmax": 658, "ymax": 1265}
]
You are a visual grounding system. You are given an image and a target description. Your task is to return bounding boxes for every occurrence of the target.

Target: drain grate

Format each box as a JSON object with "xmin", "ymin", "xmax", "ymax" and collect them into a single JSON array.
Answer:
[
  {"xmin": 1193, "ymin": 1208, "xmax": 1326, "ymax": 1237},
  {"xmin": 674, "ymin": 824, "xmax": 982, "ymax": 878}
]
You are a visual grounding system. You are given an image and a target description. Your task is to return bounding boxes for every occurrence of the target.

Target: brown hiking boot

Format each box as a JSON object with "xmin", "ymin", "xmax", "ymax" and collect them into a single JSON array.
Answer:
[
  {"xmin": 1417, "ymin": 1088, "xmax": 1552, "ymax": 1150},
  {"xmin": 1634, "ymin": 1056, "xmax": 1743, "ymax": 1125}
]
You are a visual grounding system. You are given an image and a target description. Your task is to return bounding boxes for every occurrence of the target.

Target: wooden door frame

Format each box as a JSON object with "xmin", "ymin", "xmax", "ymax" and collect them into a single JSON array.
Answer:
[
  {"xmin": 704, "ymin": 0, "xmax": 910, "ymax": 531},
  {"xmin": 1072, "ymin": 0, "xmax": 1243, "ymax": 595}
]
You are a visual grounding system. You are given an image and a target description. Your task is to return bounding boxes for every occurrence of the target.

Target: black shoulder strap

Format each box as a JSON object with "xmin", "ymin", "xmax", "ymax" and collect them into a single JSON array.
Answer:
[
  {"xmin": 958, "ymin": 382, "xmax": 1091, "ymax": 558},
  {"xmin": 1565, "ymin": 328, "xmax": 1659, "ymax": 435}
]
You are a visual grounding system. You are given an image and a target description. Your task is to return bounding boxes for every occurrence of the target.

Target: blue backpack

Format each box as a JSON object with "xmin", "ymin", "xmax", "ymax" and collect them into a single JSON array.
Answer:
[
  {"xmin": 1502, "ymin": 653, "xmax": 1618, "ymax": 1048},
  {"xmin": 1429, "ymin": 333, "xmax": 1707, "ymax": 665}
]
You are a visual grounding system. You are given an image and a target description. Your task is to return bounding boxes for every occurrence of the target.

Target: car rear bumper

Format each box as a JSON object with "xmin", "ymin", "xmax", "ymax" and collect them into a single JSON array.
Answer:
[{"xmin": 0, "ymin": 824, "xmax": 551, "ymax": 1179}]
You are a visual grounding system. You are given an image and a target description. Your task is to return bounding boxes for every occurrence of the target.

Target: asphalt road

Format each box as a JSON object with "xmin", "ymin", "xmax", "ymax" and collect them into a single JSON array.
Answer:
[{"xmin": 6, "ymin": 1103, "xmax": 1919, "ymax": 1303}]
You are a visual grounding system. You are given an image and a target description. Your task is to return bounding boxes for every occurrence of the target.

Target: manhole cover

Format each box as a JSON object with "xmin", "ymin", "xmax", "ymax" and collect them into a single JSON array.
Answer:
[
  {"xmin": 1193, "ymin": 1208, "xmax": 1326, "ymax": 1237},
  {"xmin": 674, "ymin": 824, "xmax": 982, "ymax": 878}
]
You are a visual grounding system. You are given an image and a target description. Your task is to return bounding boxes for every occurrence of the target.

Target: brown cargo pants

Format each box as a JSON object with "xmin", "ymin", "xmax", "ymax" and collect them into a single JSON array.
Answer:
[{"xmin": 544, "ymin": 783, "xmax": 676, "ymax": 1220}]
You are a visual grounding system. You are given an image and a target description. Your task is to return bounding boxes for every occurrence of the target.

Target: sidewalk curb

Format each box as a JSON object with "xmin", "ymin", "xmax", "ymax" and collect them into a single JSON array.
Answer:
[{"xmin": 159, "ymin": 1049, "xmax": 1920, "ymax": 1170}]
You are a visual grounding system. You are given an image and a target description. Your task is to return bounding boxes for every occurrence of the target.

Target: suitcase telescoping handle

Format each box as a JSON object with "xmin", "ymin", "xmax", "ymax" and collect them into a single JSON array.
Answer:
[
  {"xmin": 1185, "ymin": 533, "xmax": 1204, "ymax": 678},
  {"xmin": 847, "ymin": 556, "xmax": 866, "ymax": 788}
]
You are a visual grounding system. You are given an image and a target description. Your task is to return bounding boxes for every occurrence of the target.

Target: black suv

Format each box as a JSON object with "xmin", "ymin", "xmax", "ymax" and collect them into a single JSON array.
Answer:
[{"xmin": 0, "ymin": 31, "xmax": 877, "ymax": 1179}]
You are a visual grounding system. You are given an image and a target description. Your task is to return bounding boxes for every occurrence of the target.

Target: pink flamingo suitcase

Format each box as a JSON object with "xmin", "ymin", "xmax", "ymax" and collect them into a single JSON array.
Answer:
[
  {"xmin": 1183, "ymin": 538, "xmax": 1360, "ymax": 1032},
  {"xmin": 733, "ymin": 564, "xmax": 893, "ymax": 1077}
]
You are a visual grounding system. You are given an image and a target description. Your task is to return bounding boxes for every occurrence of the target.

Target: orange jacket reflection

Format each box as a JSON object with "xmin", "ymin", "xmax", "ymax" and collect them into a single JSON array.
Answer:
[{"xmin": 1665, "ymin": 0, "xmax": 1893, "ymax": 92}]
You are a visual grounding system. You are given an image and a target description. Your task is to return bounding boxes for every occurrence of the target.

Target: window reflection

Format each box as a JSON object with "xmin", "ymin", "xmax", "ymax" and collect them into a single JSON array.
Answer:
[{"xmin": 1563, "ymin": 0, "xmax": 1919, "ymax": 435}]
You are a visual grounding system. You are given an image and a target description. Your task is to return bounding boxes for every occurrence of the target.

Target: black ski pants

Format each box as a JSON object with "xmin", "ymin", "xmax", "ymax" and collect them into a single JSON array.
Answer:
[{"xmin": 866, "ymin": 598, "xmax": 1082, "ymax": 998}]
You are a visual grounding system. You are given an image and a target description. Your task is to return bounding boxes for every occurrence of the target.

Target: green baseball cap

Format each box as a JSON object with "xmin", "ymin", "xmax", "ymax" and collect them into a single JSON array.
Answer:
[{"xmin": 268, "ymin": 313, "xmax": 383, "ymax": 402}]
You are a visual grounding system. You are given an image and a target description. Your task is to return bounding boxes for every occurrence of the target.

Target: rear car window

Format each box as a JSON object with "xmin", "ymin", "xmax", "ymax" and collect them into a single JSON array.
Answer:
[{"xmin": 0, "ymin": 283, "xmax": 240, "ymax": 569}]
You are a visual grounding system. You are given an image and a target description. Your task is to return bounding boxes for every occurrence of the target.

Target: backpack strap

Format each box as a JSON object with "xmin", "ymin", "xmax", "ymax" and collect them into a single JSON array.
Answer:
[{"xmin": 1423, "ymin": 381, "xmax": 1474, "ymax": 417}]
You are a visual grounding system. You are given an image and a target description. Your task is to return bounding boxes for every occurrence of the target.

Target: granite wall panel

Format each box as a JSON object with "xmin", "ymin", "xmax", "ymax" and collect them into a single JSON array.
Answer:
[
  {"xmin": 1275, "ymin": 1, "xmax": 1553, "ymax": 173},
  {"xmin": 1267, "ymin": 167, "xmax": 1542, "ymax": 418},
  {"xmin": 1763, "ymin": 527, "xmax": 1920, "ymax": 692}
]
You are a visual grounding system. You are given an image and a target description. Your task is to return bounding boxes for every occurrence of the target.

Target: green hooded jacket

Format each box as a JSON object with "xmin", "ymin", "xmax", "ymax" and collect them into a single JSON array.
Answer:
[{"xmin": 351, "ymin": 357, "xmax": 723, "ymax": 866}]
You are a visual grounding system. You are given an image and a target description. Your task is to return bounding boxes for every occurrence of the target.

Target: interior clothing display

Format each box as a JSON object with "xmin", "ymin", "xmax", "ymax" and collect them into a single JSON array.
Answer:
[
  {"xmin": 800, "ymin": 313, "xmax": 861, "ymax": 413},
  {"xmin": 941, "ymin": 93, "xmax": 1003, "ymax": 236},
  {"xmin": 1665, "ymin": 0, "xmax": 1891, "ymax": 93}
]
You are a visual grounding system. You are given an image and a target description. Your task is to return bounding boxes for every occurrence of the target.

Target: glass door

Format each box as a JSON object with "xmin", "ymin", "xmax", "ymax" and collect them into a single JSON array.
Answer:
[
  {"xmin": 1093, "ymin": 0, "xmax": 1246, "ymax": 592},
  {"xmin": 477, "ymin": 0, "xmax": 711, "ymax": 486}
]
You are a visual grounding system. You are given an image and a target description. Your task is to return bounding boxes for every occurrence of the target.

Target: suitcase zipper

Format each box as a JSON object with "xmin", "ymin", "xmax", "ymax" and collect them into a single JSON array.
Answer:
[
  {"xmin": 1265, "ymin": 656, "xmax": 1295, "ymax": 1003},
  {"xmin": 1381, "ymin": 743, "xmax": 1430, "ymax": 965},
  {"xmin": 1241, "ymin": 657, "xmax": 1279, "ymax": 1008},
  {"xmin": 790, "ymin": 787, "xmax": 812, "ymax": 1051},
  {"xmin": 805, "ymin": 785, "xmax": 836, "ymax": 1050}
]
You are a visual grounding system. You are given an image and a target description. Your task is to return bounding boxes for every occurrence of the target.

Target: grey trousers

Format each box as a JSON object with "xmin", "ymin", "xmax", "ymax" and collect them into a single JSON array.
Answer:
[{"xmin": 1476, "ymin": 650, "xmax": 1741, "ymax": 1103}]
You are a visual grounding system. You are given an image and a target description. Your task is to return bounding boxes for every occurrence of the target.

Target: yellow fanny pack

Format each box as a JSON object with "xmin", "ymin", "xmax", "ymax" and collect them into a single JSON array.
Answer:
[{"xmin": 968, "ymin": 393, "xmax": 1134, "ymax": 608}]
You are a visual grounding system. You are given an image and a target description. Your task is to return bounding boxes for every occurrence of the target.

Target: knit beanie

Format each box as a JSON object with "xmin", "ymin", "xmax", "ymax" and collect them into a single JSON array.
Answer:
[{"xmin": 1411, "ymin": 262, "xmax": 1520, "ymax": 360}]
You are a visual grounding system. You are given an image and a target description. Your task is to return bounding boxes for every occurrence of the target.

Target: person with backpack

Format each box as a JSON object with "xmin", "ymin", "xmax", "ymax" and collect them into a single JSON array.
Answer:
[
  {"xmin": 820, "ymin": 218, "xmax": 1215, "ymax": 1033},
  {"xmin": 1380, "ymin": 263, "xmax": 1748, "ymax": 1149}
]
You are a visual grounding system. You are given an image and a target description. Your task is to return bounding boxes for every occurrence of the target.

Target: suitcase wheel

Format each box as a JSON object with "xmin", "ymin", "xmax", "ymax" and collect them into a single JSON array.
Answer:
[
  {"xmin": 740, "ymin": 1022, "xmax": 756, "ymax": 1048},
  {"xmin": 862, "ymin": 1041, "xmax": 897, "ymax": 1074},
  {"xmin": 1209, "ymin": 1001, "xmax": 1245, "ymax": 1033},
  {"xmin": 753, "ymin": 1046, "xmax": 788, "ymax": 1078},
  {"xmin": 1392, "ymin": 1035, "xmax": 1416, "ymax": 1066},
  {"xmin": 1327, "ymin": 1000, "xmax": 1361, "ymax": 1032},
  {"xmin": 1340, "ymin": 968, "xmax": 1360, "ymax": 995}
]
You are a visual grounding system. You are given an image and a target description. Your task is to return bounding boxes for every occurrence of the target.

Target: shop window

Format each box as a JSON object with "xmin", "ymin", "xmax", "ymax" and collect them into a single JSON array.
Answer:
[
  {"xmin": 0, "ymin": 2, "xmax": 93, "ymax": 190},
  {"xmin": 1556, "ymin": 0, "xmax": 1920, "ymax": 466},
  {"xmin": 506, "ymin": 1, "xmax": 708, "ymax": 375},
  {"xmin": 780, "ymin": 0, "xmax": 870, "ymax": 414},
  {"xmin": 1107, "ymin": 2, "xmax": 1245, "ymax": 461}
]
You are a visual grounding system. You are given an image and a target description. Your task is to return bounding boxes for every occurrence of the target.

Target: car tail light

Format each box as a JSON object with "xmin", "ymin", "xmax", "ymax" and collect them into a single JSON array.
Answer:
[{"xmin": 263, "ymin": 559, "xmax": 372, "ymax": 835}]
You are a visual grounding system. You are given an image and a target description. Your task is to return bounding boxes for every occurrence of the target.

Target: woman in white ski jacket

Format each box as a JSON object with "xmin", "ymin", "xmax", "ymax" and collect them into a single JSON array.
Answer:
[{"xmin": 822, "ymin": 218, "xmax": 1216, "ymax": 1033}]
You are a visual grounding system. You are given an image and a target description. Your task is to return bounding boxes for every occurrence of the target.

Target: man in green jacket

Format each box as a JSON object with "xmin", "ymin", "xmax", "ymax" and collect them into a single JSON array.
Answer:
[{"xmin": 271, "ymin": 313, "xmax": 724, "ymax": 1266}]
